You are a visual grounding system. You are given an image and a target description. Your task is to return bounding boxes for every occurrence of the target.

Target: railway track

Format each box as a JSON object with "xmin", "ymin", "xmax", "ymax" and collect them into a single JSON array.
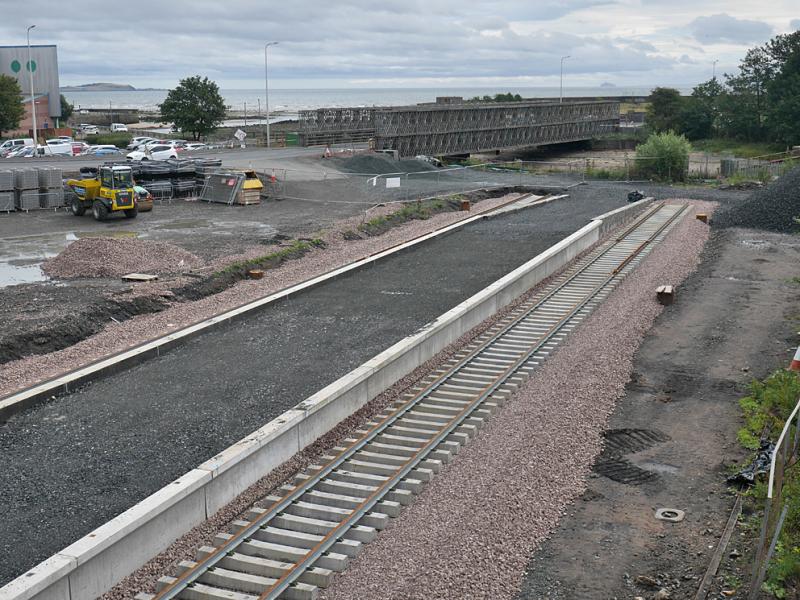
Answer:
[{"xmin": 142, "ymin": 201, "xmax": 688, "ymax": 600}]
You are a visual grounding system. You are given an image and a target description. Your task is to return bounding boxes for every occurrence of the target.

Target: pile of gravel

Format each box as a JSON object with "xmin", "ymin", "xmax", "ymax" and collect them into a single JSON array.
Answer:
[
  {"xmin": 334, "ymin": 154, "xmax": 436, "ymax": 175},
  {"xmin": 42, "ymin": 238, "xmax": 203, "ymax": 279},
  {"xmin": 715, "ymin": 165, "xmax": 800, "ymax": 232}
]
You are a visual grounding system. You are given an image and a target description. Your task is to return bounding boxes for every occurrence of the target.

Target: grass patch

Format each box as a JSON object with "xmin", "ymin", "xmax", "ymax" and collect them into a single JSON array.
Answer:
[
  {"xmin": 218, "ymin": 238, "xmax": 325, "ymax": 275},
  {"xmin": 356, "ymin": 197, "xmax": 457, "ymax": 237},
  {"xmin": 692, "ymin": 138, "xmax": 786, "ymax": 158},
  {"xmin": 85, "ymin": 133, "xmax": 133, "ymax": 148},
  {"xmin": 735, "ymin": 370, "xmax": 800, "ymax": 596}
]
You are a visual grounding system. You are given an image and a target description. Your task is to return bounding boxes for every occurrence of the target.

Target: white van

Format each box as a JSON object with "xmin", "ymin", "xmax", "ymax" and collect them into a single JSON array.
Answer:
[
  {"xmin": 110, "ymin": 123, "xmax": 128, "ymax": 132},
  {"xmin": 0, "ymin": 138, "xmax": 35, "ymax": 155}
]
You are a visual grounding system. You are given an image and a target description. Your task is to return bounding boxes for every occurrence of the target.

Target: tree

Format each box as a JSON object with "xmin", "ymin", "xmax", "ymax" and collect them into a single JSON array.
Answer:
[
  {"xmin": 678, "ymin": 78, "xmax": 723, "ymax": 140},
  {"xmin": 0, "ymin": 74, "xmax": 25, "ymax": 138},
  {"xmin": 646, "ymin": 87, "xmax": 684, "ymax": 133},
  {"xmin": 159, "ymin": 75, "xmax": 226, "ymax": 140},
  {"xmin": 766, "ymin": 48, "xmax": 800, "ymax": 146},
  {"xmin": 60, "ymin": 94, "xmax": 73, "ymax": 123},
  {"xmin": 635, "ymin": 131, "xmax": 691, "ymax": 181}
]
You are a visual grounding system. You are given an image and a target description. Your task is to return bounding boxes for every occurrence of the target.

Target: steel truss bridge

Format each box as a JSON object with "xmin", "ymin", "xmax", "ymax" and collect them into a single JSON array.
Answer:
[{"xmin": 298, "ymin": 100, "xmax": 620, "ymax": 157}]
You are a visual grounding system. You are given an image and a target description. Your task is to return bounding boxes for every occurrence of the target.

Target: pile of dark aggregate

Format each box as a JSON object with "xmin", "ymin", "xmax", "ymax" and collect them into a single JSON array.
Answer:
[
  {"xmin": 714, "ymin": 165, "xmax": 800, "ymax": 233},
  {"xmin": 333, "ymin": 154, "xmax": 436, "ymax": 174}
]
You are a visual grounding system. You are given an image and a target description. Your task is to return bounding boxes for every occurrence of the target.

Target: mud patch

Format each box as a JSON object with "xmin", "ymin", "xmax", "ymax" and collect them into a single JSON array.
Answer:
[{"xmin": 593, "ymin": 429, "xmax": 671, "ymax": 485}]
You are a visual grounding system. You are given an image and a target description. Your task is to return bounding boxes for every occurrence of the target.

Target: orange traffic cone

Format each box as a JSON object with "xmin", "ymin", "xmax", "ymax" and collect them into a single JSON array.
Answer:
[{"xmin": 790, "ymin": 346, "xmax": 800, "ymax": 372}]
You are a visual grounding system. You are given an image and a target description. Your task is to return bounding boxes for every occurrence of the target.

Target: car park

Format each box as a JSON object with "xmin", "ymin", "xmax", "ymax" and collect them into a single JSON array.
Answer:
[{"xmin": 126, "ymin": 145, "xmax": 179, "ymax": 161}]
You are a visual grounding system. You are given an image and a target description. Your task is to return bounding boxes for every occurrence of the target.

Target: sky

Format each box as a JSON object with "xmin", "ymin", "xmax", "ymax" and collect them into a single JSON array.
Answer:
[{"xmin": 0, "ymin": 0, "xmax": 797, "ymax": 89}]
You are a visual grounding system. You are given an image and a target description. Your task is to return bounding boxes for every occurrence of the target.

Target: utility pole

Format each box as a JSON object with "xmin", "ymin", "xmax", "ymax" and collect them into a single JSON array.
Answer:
[
  {"xmin": 264, "ymin": 41, "xmax": 279, "ymax": 148},
  {"xmin": 26, "ymin": 25, "xmax": 38, "ymax": 153},
  {"xmin": 560, "ymin": 55, "xmax": 571, "ymax": 103}
]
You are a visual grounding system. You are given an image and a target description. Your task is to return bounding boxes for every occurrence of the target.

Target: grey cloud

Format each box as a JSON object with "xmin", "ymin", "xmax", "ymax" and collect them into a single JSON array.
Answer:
[
  {"xmin": 688, "ymin": 13, "xmax": 773, "ymax": 44},
  {"xmin": 1, "ymin": 0, "xmax": 687, "ymax": 85}
]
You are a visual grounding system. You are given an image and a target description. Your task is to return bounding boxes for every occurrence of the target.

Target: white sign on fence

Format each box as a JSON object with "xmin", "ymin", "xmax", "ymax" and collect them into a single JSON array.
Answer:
[
  {"xmin": 234, "ymin": 129, "xmax": 247, "ymax": 141},
  {"xmin": 385, "ymin": 177, "xmax": 401, "ymax": 188}
]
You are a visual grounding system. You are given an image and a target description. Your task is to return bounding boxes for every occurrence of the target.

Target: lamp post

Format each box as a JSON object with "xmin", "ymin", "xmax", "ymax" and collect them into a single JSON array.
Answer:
[
  {"xmin": 264, "ymin": 41, "xmax": 278, "ymax": 148},
  {"xmin": 712, "ymin": 59, "xmax": 719, "ymax": 80},
  {"xmin": 560, "ymin": 55, "xmax": 570, "ymax": 103},
  {"xmin": 26, "ymin": 25, "xmax": 38, "ymax": 154}
]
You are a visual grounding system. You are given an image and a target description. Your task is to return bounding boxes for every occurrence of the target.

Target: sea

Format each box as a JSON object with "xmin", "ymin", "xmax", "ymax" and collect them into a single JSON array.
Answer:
[{"xmin": 61, "ymin": 86, "xmax": 693, "ymax": 118}]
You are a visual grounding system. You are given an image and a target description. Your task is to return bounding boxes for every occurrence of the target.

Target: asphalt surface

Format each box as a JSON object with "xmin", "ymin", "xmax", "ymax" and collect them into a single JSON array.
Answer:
[{"xmin": 0, "ymin": 181, "xmax": 750, "ymax": 586}]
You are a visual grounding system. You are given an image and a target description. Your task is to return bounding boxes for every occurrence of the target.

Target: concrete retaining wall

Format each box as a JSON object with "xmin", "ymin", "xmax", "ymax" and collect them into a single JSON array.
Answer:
[{"xmin": 0, "ymin": 198, "xmax": 653, "ymax": 600}]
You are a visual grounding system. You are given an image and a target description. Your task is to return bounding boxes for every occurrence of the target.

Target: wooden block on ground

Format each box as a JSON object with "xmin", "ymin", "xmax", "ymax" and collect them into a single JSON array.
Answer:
[
  {"xmin": 656, "ymin": 285, "xmax": 675, "ymax": 305},
  {"xmin": 122, "ymin": 273, "xmax": 158, "ymax": 282}
]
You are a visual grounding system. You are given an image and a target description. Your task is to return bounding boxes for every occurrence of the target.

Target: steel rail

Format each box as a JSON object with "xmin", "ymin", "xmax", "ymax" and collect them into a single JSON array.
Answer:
[{"xmin": 152, "ymin": 202, "xmax": 685, "ymax": 600}]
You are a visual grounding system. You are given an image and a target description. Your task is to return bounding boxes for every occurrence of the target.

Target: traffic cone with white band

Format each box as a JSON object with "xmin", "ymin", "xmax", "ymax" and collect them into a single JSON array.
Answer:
[{"xmin": 790, "ymin": 346, "xmax": 800, "ymax": 372}]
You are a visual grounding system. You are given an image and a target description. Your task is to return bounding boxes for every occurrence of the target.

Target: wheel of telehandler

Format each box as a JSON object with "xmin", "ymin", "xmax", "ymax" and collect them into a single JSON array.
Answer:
[
  {"xmin": 92, "ymin": 200, "xmax": 108, "ymax": 222},
  {"xmin": 124, "ymin": 206, "xmax": 138, "ymax": 219},
  {"xmin": 70, "ymin": 194, "xmax": 86, "ymax": 216}
]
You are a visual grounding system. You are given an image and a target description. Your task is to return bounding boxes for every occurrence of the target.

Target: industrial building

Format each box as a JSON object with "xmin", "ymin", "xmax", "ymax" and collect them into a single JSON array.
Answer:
[{"xmin": 0, "ymin": 44, "xmax": 61, "ymax": 135}]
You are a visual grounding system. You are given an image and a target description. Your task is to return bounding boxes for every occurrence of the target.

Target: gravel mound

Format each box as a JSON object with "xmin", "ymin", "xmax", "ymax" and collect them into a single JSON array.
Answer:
[
  {"xmin": 42, "ymin": 238, "xmax": 203, "ymax": 279},
  {"xmin": 715, "ymin": 166, "xmax": 800, "ymax": 232},
  {"xmin": 334, "ymin": 154, "xmax": 436, "ymax": 174}
]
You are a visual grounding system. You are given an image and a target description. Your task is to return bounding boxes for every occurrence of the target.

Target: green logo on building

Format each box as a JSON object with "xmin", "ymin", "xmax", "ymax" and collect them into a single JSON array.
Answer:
[
  {"xmin": 27, "ymin": 60, "xmax": 37, "ymax": 72},
  {"xmin": 10, "ymin": 59, "xmax": 20, "ymax": 73}
]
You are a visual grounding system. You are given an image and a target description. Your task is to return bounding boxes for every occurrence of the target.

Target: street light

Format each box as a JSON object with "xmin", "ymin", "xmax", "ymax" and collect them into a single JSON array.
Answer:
[
  {"xmin": 264, "ymin": 41, "xmax": 278, "ymax": 149},
  {"xmin": 26, "ymin": 25, "xmax": 38, "ymax": 154},
  {"xmin": 560, "ymin": 55, "xmax": 571, "ymax": 103}
]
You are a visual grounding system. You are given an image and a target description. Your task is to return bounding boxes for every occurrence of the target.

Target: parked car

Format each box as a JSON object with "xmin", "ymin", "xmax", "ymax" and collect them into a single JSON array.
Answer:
[
  {"xmin": 71, "ymin": 141, "xmax": 90, "ymax": 156},
  {"xmin": 43, "ymin": 139, "xmax": 73, "ymax": 155},
  {"xmin": 133, "ymin": 185, "xmax": 154, "ymax": 211},
  {"xmin": 0, "ymin": 138, "xmax": 34, "ymax": 156},
  {"xmin": 80, "ymin": 124, "xmax": 99, "ymax": 135},
  {"xmin": 184, "ymin": 142, "xmax": 208, "ymax": 152},
  {"xmin": 143, "ymin": 139, "xmax": 186, "ymax": 150},
  {"xmin": 127, "ymin": 136, "xmax": 156, "ymax": 150},
  {"xmin": 54, "ymin": 136, "xmax": 73, "ymax": 143},
  {"xmin": 126, "ymin": 145, "xmax": 179, "ymax": 161},
  {"xmin": 110, "ymin": 123, "xmax": 128, "ymax": 132},
  {"xmin": 5, "ymin": 146, "xmax": 36, "ymax": 158},
  {"xmin": 83, "ymin": 145, "xmax": 123, "ymax": 156}
]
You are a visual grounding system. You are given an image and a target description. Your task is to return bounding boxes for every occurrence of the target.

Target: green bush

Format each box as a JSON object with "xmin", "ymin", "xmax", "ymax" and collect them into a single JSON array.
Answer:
[
  {"xmin": 85, "ymin": 133, "xmax": 132, "ymax": 148},
  {"xmin": 635, "ymin": 131, "xmax": 691, "ymax": 181}
]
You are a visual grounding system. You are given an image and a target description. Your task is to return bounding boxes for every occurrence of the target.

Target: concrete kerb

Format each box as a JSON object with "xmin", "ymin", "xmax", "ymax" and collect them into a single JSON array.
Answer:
[
  {"xmin": 1, "ymin": 198, "xmax": 652, "ymax": 600},
  {"xmin": 0, "ymin": 191, "xmax": 559, "ymax": 421}
]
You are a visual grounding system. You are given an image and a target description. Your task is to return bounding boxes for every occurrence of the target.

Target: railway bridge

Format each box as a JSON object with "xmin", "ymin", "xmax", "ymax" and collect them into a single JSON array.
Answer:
[{"xmin": 298, "ymin": 99, "xmax": 620, "ymax": 157}]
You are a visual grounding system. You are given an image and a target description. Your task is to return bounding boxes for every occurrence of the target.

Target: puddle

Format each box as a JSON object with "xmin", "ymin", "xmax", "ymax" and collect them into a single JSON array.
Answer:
[
  {"xmin": 635, "ymin": 460, "xmax": 680, "ymax": 474},
  {"xmin": 153, "ymin": 219, "xmax": 211, "ymax": 230},
  {"xmin": 741, "ymin": 239, "xmax": 770, "ymax": 248}
]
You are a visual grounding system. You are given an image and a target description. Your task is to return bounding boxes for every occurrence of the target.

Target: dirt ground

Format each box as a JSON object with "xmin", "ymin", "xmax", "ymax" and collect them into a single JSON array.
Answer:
[{"xmin": 516, "ymin": 226, "xmax": 800, "ymax": 599}]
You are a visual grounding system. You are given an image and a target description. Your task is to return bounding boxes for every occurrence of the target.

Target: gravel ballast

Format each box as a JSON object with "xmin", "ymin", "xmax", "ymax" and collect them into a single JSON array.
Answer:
[
  {"xmin": 715, "ymin": 164, "xmax": 800, "ymax": 232},
  {"xmin": 319, "ymin": 201, "xmax": 714, "ymax": 600},
  {"xmin": 41, "ymin": 237, "xmax": 204, "ymax": 279}
]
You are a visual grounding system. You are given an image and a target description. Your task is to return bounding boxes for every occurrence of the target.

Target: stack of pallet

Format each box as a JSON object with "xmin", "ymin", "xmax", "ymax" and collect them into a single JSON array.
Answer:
[
  {"xmin": 14, "ymin": 169, "xmax": 39, "ymax": 210},
  {"xmin": 38, "ymin": 167, "xmax": 64, "ymax": 208},
  {"xmin": 0, "ymin": 170, "xmax": 13, "ymax": 212}
]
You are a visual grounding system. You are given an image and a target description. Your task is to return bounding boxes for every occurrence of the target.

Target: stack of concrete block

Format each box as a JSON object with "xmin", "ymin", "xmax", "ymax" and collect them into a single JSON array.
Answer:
[
  {"xmin": 38, "ymin": 167, "xmax": 64, "ymax": 208},
  {"xmin": 0, "ymin": 170, "xmax": 13, "ymax": 212},
  {"xmin": 15, "ymin": 168, "xmax": 40, "ymax": 210}
]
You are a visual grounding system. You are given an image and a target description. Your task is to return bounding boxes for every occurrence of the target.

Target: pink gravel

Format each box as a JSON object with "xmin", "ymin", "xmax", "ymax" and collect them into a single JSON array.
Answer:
[
  {"xmin": 41, "ymin": 237, "xmax": 204, "ymax": 278},
  {"xmin": 0, "ymin": 193, "xmax": 532, "ymax": 398},
  {"xmin": 319, "ymin": 200, "xmax": 716, "ymax": 600}
]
